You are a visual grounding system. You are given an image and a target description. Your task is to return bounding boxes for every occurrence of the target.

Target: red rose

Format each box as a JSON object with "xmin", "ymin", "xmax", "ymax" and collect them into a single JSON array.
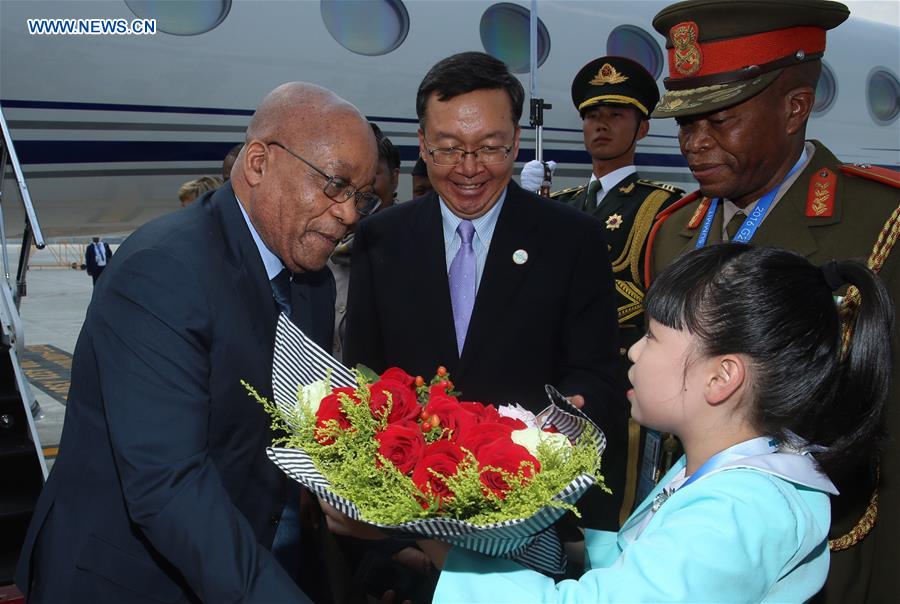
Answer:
[
  {"xmin": 381, "ymin": 367, "xmax": 415, "ymax": 388},
  {"xmin": 456, "ymin": 422, "xmax": 516, "ymax": 456},
  {"xmin": 424, "ymin": 394, "xmax": 476, "ymax": 439},
  {"xmin": 458, "ymin": 402, "xmax": 526, "ymax": 430},
  {"xmin": 315, "ymin": 386, "xmax": 357, "ymax": 444},
  {"xmin": 477, "ymin": 440, "xmax": 540, "ymax": 499},
  {"xmin": 369, "ymin": 378, "xmax": 421, "ymax": 424},
  {"xmin": 411, "ymin": 440, "xmax": 466, "ymax": 506},
  {"xmin": 376, "ymin": 421, "xmax": 425, "ymax": 475}
]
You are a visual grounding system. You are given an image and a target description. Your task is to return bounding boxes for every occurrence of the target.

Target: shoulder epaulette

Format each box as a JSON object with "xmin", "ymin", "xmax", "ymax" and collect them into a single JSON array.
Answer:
[
  {"xmin": 838, "ymin": 164, "xmax": 900, "ymax": 189},
  {"xmin": 549, "ymin": 184, "xmax": 587, "ymax": 199},
  {"xmin": 636, "ymin": 179, "xmax": 684, "ymax": 195}
]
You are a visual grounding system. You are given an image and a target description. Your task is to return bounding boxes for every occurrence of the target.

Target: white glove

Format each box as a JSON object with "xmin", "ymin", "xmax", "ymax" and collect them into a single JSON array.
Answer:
[{"xmin": 520, "ymin": 160, "xmax": 556, "ymax": 192}]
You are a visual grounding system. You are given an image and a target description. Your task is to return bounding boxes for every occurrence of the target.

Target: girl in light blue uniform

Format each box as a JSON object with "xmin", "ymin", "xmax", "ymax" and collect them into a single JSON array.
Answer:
[{"xmin": 428, "ymin": 244, "xmax": 893, "ymax": 603}]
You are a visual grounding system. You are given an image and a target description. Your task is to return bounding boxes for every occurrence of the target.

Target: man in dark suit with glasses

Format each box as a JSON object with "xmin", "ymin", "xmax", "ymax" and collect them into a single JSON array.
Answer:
[
  {"xmin": 346, "ymin": 52, "xmax": 627, "ymax": 538},
  {"xmin": 17, "ymin": 82, "xmax": 378, "ymax": 603}
]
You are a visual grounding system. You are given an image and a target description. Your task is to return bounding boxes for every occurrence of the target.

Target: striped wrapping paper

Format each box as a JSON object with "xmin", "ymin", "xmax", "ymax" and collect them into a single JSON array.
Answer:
[{"xmin": 266, "ymin": 314, "xmax": 607, "ymax": 575}]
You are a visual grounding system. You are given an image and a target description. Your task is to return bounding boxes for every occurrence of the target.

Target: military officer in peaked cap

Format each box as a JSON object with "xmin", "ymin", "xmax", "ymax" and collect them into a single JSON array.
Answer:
[
  {"xmin": 523, "ymin": 56, "xmax": 684, "ymax": 528},
  {"xmin": 645, "ymin": 1, "xmax": 900, "ymax": 601}
]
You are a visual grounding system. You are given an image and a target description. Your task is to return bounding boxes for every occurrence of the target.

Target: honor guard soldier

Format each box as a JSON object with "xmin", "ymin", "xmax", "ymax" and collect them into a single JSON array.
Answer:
[
  {"xmin": 644, "ymin": 1, "xmax": 900, "ymax": 601},
  {"xmin": 523, "ymin": 56, "xmax": 684, "ymax": 526}
]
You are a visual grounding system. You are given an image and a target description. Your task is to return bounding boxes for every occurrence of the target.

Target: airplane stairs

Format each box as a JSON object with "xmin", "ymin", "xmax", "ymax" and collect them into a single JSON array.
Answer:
[{"xmin": 0, "ymin": 106, "xmax": 48, "ymax": 596}]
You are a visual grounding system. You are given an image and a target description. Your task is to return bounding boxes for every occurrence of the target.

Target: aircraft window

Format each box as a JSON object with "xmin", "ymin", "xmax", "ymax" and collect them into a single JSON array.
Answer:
[
  {"xmin": 320, "ymin": 0, "xmax": 409, "ymax": 56},
  {"xmin": 480, "ymin": 3, "xmax": 550, "ymax": 74},
  {"xmin": 867, "ymin": 68, "xmax": 900, "ymax": 125},
  {"xmin": 124, "ymin": 0, "xmax": 230, "ymax": 35},
  {"xmin": 813, "ymin": 61, "xmax": 837, "ymax": 116},
  {"xmin": 606, "ymin": 25, "xmax": 663, "ymax": 79}
]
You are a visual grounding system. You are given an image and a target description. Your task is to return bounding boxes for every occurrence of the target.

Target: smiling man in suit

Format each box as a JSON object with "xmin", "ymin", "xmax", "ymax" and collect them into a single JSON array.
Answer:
[
  {"xmin": 16, "ymin": 82, "xmax": 378, "ymax": 602},
  {"xmin": 345, "ymin": 52, "xmax": 625, "ymax": 533}
]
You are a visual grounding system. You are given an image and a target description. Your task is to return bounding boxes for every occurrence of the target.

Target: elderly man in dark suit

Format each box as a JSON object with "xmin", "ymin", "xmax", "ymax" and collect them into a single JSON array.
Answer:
[
  {"xmin": 16, "ymin": 82, "xmax": 379, "ymax": 602},
  {"xmin": 345, "ymin": 52, "xmax": 625, "ymax": 532}
]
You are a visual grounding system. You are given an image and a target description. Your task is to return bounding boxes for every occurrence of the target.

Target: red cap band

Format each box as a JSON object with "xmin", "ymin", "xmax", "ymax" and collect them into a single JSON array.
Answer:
[{"xmin": 668, "ymin": 26, "xmax": 826, "ymax": 80}]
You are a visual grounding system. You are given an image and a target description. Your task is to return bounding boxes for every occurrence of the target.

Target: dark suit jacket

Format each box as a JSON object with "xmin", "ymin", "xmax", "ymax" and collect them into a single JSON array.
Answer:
[
  {"xmin": 344, "ymin": 182, "xmax": 627, "ymax": 529},
  {"xmin": 16, "ymin": 183, "xmax": 316, "ymax": 603},
  {"xmin": 85, "ymin": 241, "xmax": 113, "ymax": 276}
]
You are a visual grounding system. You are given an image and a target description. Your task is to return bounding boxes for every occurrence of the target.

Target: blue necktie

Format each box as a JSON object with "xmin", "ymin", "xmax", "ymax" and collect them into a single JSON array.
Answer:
[
  {"xmin": 270, "ymin": 268, "xmax": 302, "ymax": 579},
  {"xmin": 449, "ymin": 220, "xmax": 476, "ymax": 355},
  {"xmin": 271, "ymin": 269, "xmax": 292, "ymax": 316}
]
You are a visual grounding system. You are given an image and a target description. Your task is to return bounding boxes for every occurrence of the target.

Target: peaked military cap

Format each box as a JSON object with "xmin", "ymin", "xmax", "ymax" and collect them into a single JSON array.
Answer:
[
  {"xmin": 651, "ymin": 0, "xmax": 849, "ymax": 118},
  {"xmin": 571, "ymin": 56, "xmax": 661, "ymax": 118}
]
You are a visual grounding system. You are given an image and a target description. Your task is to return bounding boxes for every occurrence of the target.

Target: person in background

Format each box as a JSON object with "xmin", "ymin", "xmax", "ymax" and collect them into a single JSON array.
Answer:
[
  {"xmin": 15, "ymin": 82, "xmax": 378, "ymax": 603},
  {"xmin": 329, "ymin": 122, "xmax": 395, "ymax": 363},
  {"xmin": 369, "ymin": 123, "xmax": 401, "ymax": 210},
  {"xmin": 222, "ymin": 143, "xmax": 243, "ymax": 181},
  {"xmin": 178, "ymin": 176, "xmax": 224, "ymax": 207},
  {"xmin": 411, "ymin": 156, "xmax": 433, "ymax": 198},
  {"xmin": 644, "ymin": 2, "xmax": 899, "ymax": 600},
  {"xmin": 523, "ymin": 55, "xmax": 685, "ymax": 524},
  {"xmin": 84, "ymin": 236, "xmax": 113, "ymax": 285}
]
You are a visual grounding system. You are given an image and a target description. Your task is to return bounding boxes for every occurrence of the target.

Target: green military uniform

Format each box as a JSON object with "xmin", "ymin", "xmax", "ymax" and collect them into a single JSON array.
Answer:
[
  {"xmin": 647, "ymin": 141, "xmax": 900, "ymax": 602},
  {"xmin": 646, "ymin": 1, "xmax": 899, "ymax": 599}
]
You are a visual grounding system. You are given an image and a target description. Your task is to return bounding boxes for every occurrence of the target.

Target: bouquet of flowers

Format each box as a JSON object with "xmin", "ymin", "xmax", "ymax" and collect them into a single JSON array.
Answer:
[{"xmin": 251, "ymin": 316, "xmax": 607, "ymax": 574}]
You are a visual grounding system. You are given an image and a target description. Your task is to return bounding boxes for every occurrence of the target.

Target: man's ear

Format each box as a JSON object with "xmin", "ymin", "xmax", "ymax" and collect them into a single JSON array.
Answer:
[
  {"xmin": 241, "ymin": 141, "xmax": 268, "ymax": 186},
  {"xmin": 636, "ymin": 118, "xmax": 650, "ymax": 142},
  {"xmin": 705, "ymin": 354, "xmax": 746, "ymax": 405},
  {"xmin": 785, "ymin": 86, "xmax": 814, "ymax": 135},
  {"xmin": 417, "ymin": 128, "xmax": 427, "ymax": 161}
]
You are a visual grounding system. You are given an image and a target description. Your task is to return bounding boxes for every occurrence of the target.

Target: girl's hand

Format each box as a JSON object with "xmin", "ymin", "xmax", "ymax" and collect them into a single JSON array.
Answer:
[
  {"xmin": 415, "ymin": 539, "xmax": 452, "ymax": 570},
  {"xmin": 318, "ymin": 499, "xmax": 387, "ymax": 540}
]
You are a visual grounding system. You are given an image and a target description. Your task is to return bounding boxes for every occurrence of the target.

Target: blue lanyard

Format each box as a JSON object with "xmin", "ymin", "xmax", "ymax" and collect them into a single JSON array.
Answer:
[
  {"xmin": 680, "ymin": 437, "xmax": 777, "ymax": 489},
  {"xmin": 694, "ymin": 153, "xmax": 807, "ymax": 249}
]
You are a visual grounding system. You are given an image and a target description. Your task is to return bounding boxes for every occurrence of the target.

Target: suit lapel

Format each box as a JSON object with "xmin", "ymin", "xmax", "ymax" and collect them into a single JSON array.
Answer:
[
  {"xmin": 409, "ymin": 195, "xmax": 459, "ymax": 363},
  {"xmin": 460, "ymin": 184, "xmax": 539, "ymax": 372},
  {"xmin": 213, "ymin": 183, "xmax": 278, "ymax": 350}
]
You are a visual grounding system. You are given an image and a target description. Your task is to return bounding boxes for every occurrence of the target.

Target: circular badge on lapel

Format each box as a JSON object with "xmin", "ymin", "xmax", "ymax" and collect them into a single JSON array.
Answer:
[{"xmin": 512, "ymin": 249, "xmax": 528, "ymax": 265}]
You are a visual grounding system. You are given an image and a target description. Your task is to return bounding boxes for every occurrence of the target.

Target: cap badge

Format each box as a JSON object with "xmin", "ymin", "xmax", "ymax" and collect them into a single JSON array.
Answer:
[
  {"xmin": 671, "ymin": 21, "xmax": 703, "ymax": 76},
  {"xmin": 590, "ymin": 63, "xmax": 629, "ymax": 86}
]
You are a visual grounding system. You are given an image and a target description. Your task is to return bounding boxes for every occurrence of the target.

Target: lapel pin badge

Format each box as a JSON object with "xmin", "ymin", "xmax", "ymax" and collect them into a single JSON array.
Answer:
[{"xmin": 512, "ymin": 249, "xmax": 528, "ymax": 265}]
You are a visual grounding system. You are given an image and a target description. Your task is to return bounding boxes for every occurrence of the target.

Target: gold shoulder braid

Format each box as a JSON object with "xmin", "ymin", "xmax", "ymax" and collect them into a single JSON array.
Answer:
[
  {"xmin": 549, "ymin": 185, "xmax": 586, "ymax": 200},
  {"xmin": 830, "ymin": 202, "xmax": 900, "ymax": 551},
  {"xmin": 611, "ymin": 189, "xmax": 673, "ymax": 286}
]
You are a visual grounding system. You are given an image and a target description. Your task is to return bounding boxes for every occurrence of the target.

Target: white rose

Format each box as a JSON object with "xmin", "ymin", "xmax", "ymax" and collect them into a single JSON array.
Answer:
[
  {"xmin": 498, "ymin": 403, "xmax": 538, "ymax": 429},
  {"xmin": 297, "ymin": 379, "xmax": 330, "ymax": 415},
  {"xmin": 511, "ymin": 427, "xmax": 572, "ymax": 457}
]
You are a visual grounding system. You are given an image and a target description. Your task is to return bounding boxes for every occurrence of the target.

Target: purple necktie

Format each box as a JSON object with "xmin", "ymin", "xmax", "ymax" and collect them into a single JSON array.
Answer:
[{"xmin": 449, "ymin": 220, "xmax": 476, "ymax": 355}]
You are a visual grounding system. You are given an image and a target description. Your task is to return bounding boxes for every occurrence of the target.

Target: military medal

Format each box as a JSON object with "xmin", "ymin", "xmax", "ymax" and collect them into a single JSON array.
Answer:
[{"xmin": 606, "ymin": 214, "xmax": 624, "ymax": 230}]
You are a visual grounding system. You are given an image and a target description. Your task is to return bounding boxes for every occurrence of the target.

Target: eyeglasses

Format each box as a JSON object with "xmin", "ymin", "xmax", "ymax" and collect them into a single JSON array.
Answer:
[
  {"xmin": 267, "ymin": 141, "xmax": 381, "ymax": 216},
  {"xmin": 423, "ymin": 138, "xmax": 513, "ymax": 166}
]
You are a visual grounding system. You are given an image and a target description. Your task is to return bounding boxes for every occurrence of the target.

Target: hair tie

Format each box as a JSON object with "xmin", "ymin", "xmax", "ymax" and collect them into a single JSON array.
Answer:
[{"xmin": 820, "ymin": 260, "xmax": 844, "ymax": 291}]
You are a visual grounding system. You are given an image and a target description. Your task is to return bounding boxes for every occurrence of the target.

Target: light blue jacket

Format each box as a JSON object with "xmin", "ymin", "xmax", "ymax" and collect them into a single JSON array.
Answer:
[{"xmin": 434, "ymin": 451, "xmax": 832, "ymax": 603}]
